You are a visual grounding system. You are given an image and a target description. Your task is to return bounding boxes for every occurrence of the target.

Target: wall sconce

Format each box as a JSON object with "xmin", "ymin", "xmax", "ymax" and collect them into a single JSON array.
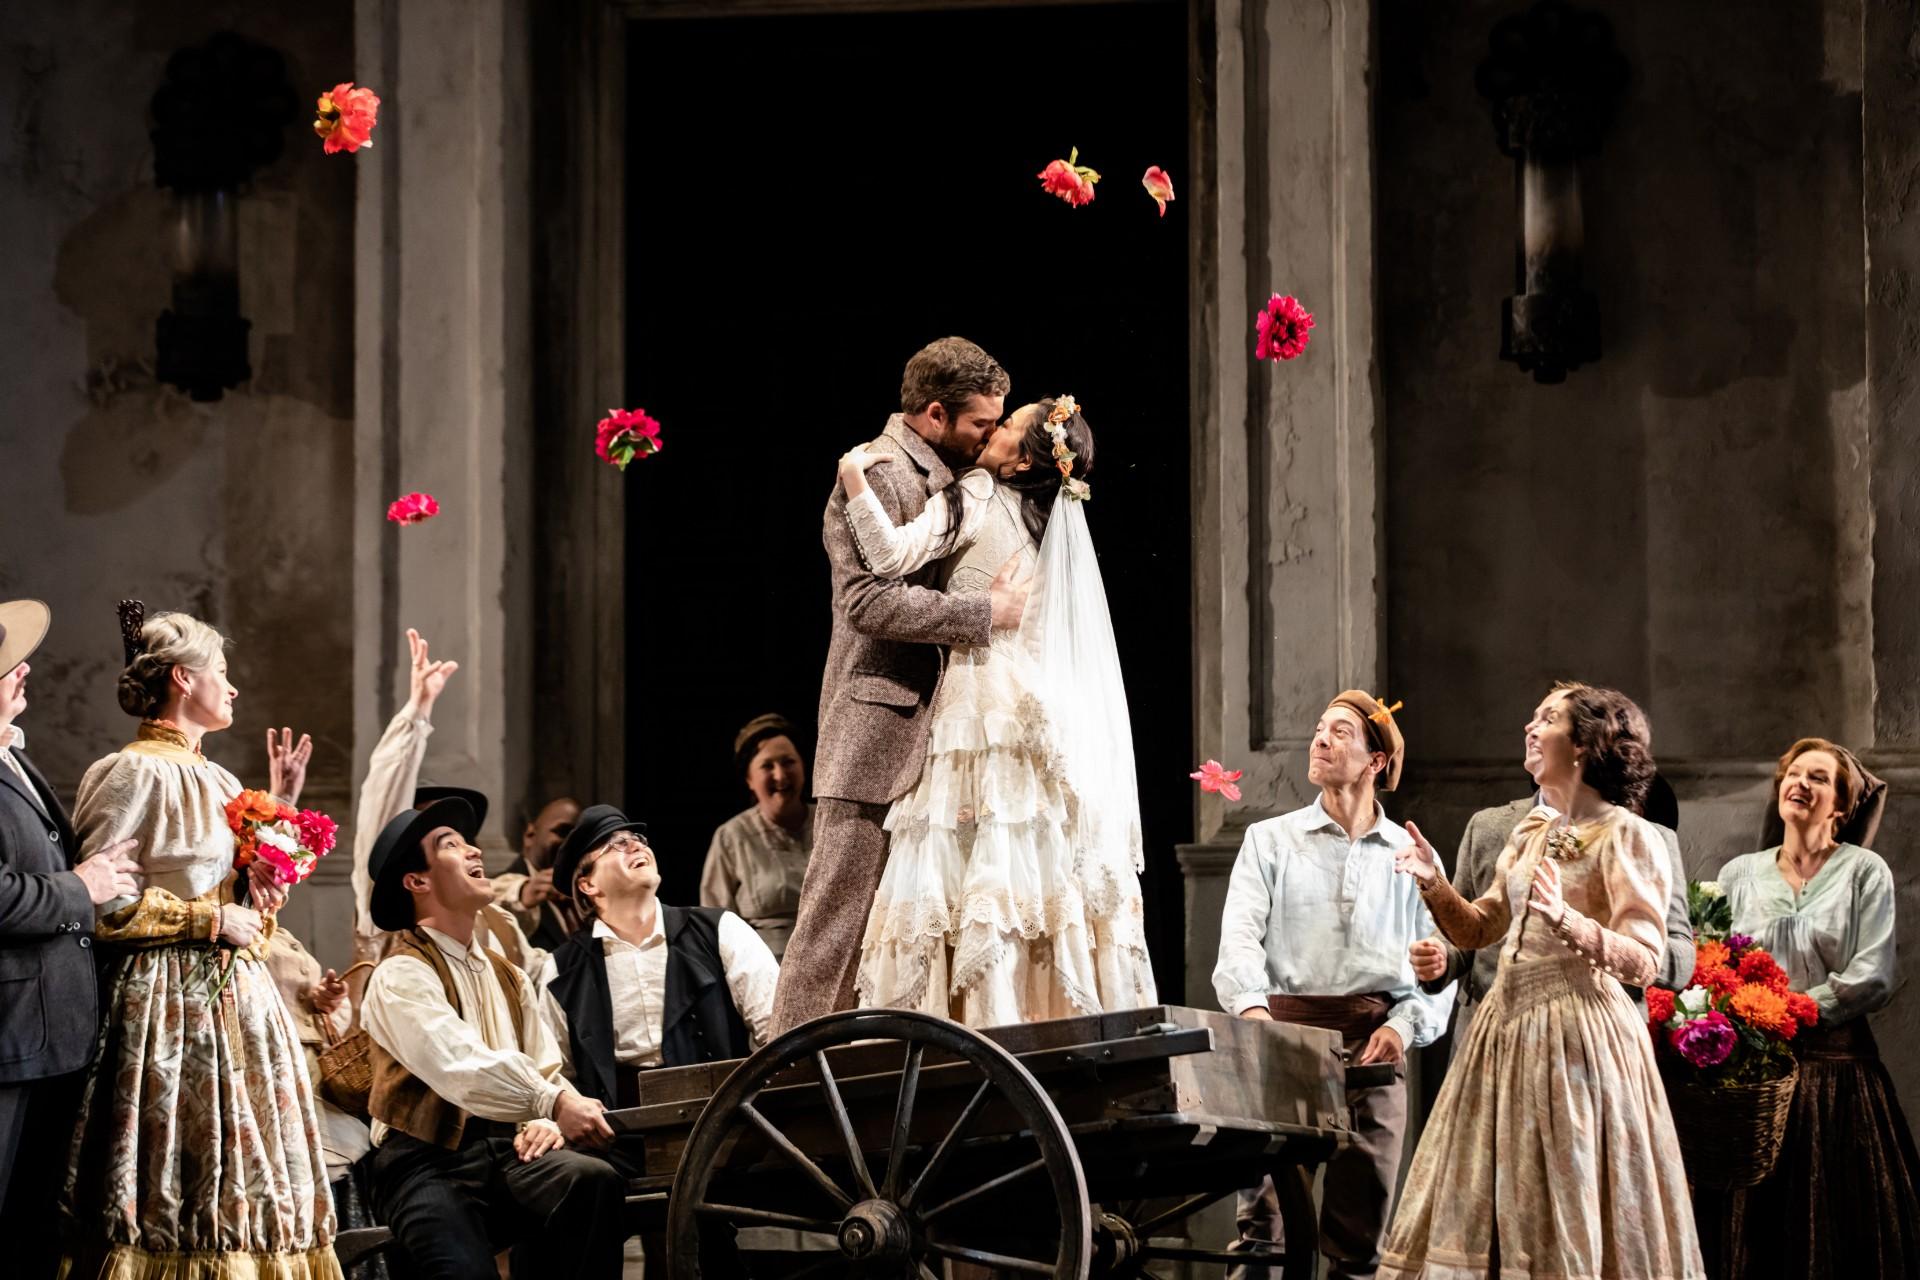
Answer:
[
  {"xmin": 149, "ymin": 33, "xmax": 296, "ymax": 402},
  {"xmin": 1476, "ymin": 2, "xmax": 1626, "ymax": 384}
]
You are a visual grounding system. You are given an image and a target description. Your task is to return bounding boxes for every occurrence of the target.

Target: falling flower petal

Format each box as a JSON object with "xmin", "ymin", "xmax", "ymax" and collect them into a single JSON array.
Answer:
[
  {"xmin": 1190, "ymin": 759, "xmax": 1245, "ymax": 803},
  {"xmin": 386, "ymin": 492, "xmax": 440, "ymax": 525},
  {"xmin": 1038, "ymin": 146, "xmax": 1102, "ymax": 208},
  {"xmin": 1141, "ymin": 165, "xmax": 1176, "ymax": 217},
  {"xmin": 1255, "ymin": 293, "xmax": 1316, "ymax": 362},
  {"xmin": 596, "ymin": 408, "xmax": 664, "ymax": 471},
  {"xmin": 315, "ymin": 82, "xmax": 380, "ymax": 154}
]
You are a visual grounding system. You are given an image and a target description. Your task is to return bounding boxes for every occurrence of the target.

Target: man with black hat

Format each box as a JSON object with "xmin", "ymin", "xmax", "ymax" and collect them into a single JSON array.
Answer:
[
  {"xmin": 360, "ymin": 796, "xmax": 627, "ymax": 1280},
  {"xmin": 346, "ymin": 627, "xmax": 545, "ymax": 975},
  {"xmin": 0, "ymin": 599, "xmax": 140, "ymax": 1278},
  {"xmin": 540, "ymin": 804, "xmax": 779, "ymax": 1108}
]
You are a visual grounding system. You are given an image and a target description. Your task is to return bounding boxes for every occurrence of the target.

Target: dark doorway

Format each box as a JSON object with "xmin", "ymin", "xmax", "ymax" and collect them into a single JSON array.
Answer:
[{"xmin": 623, "ymin": 0, "xmax": 1192, "ymax": 997}]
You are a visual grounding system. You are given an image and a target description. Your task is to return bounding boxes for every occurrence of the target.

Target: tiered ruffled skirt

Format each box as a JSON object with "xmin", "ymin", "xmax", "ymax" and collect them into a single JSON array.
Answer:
[{"xmin": 855, "ymin": 640, "xmax": 1156, "ymax": 1027}]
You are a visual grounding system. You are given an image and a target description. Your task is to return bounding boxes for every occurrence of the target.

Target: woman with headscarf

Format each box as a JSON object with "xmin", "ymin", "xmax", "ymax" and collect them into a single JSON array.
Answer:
[
  {"xmin": 700, "ymin": 714, "xmax": 813, "ymax": 959},
  {"xmin": 1710, "ymin": 736, "xmax": 1919, "ymax": 1278}
]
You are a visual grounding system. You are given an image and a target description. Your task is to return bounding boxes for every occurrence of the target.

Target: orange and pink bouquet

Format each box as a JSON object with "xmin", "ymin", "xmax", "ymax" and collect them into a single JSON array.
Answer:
[
  {"xmin": 1649, "ymin": 926, "xmax": 1818, "ymax": 1087},
  {"xmin": 226, "ymin": 789, "xmax": 337, "ymax": 890}
]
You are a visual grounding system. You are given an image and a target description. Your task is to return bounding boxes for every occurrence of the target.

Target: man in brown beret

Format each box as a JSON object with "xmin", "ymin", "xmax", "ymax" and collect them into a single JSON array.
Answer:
[{"xmin": 1214, "ymin": 690, "xmax": 1449, "ymax": 1280}]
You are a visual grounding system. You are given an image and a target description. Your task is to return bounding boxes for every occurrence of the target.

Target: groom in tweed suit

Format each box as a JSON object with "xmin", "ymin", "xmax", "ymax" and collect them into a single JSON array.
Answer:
[{"xmin": 770, "ymin": 338, "xmax": 1030, "ymax": 1034}]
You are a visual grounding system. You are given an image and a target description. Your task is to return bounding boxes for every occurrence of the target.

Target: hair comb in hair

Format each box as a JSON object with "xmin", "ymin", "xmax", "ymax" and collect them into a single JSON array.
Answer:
[{"xmin": 117, "ymin": 599, "xmax": 147, "ymax": 666}]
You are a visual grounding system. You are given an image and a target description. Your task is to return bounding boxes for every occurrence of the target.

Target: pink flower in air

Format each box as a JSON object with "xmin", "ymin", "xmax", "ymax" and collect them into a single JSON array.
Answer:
[
  {"xmin": 1038, "ymin": 147, "xmax": 1101, "ymax": 208},
  {"xmin": 596, "ymin": 408, "xmax": 663, "ymax": 471},
  {"xmin": 1255, "ymin": 293, "xmax": 1316, "ymax": 362},
  {"xmin": 386, "ymin": 492, "xmax": 440, "ymax": 525},
  {"xmin": 1141, "ymin": 166, "xmax": 1176, "ymax": 217},
  {"xmin": 1190, "ymin": 760, "xmax": 1245, "ymax": 803},
  {"xmin": 315, "ymin": 83, "xmax": 380, "ymax": 154}
]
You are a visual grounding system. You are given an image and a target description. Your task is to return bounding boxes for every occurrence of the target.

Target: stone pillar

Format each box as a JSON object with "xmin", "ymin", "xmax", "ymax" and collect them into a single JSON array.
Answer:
[
  {"xmin": 1184, "ymin": 0, "xmax": 1384, "ymax": 990},
  {"xmin": 354, "ymin": 0, "xmax": 534, "ymax": 894}
]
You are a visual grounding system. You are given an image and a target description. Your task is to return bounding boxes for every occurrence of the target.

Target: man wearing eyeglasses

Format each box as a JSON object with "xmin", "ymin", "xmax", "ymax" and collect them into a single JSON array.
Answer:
[{"xmin": 537, "ymin": 805, "xmax": 780, "ymax": 1113}]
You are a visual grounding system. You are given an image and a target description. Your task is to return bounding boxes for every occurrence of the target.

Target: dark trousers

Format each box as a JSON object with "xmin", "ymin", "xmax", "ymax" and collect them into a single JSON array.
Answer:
[
  {"xmin": 0, "ymin": 1071, "xmax": 86, "ymax": 1280},
  {"xmin": 770, "ymin": 796, "xmax": 890, "ymax": 1035},
  {"xmin": 369, "ymin": 1123, "xmax": 629, "ymax": 1280}
]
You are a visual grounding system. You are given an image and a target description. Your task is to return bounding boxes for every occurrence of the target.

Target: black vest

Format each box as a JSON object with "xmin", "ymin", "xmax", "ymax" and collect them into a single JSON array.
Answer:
[{"xmin": 544, "ymin": 904, "xmax": 751, "ymax": 1106}]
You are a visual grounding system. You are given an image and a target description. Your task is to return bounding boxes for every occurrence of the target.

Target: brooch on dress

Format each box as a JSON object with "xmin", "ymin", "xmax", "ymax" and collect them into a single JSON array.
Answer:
[{"xmin": 1544, "ymin": 824, "xmax": 1587, "ymax": 863}]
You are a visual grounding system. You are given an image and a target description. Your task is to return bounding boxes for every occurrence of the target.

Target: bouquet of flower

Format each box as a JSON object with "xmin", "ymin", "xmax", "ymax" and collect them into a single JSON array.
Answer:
[
  {"xmin": 1649, "ymin": 933, "xmax": 1818, "ymax": 1087},
  {"xmin": 226, "ymin": 789, "xmax": 338, "ymax": 890},
  {"xmin": 1652, "ymin": 882, "xmax": 1814, "ymax": 1187}
]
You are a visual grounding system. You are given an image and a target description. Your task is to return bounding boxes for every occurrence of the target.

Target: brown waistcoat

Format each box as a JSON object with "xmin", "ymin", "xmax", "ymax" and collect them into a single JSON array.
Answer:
[{"xmin": 368, "ymin": 928, "xmax": 530, "ymax": 1149}]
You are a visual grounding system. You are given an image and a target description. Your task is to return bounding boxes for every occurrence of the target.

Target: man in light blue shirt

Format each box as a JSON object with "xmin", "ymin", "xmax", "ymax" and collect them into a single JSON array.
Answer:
[{"xmin": 1215, "ymin": 690, "xmax": 1453, "ymax": 1280}]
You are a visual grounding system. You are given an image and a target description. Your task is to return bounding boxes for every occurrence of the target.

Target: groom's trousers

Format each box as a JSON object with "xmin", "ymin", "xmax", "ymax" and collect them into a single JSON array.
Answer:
[{"xmin": 769, "ymin": 796, "xmax": 889, "ymax": 1035}]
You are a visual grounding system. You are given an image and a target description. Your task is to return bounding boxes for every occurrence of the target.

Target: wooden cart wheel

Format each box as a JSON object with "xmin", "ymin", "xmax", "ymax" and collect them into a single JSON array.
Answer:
[{"xmin": 666, "ymin": 1008, "xmax": 1091, "ymax": 1279}]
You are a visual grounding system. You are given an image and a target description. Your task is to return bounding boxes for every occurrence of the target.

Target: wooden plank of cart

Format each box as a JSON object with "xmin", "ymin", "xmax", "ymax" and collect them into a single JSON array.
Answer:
[{"xmin": 604, "ymin": 1004, "xmax": 1374, "ymax": 1279}]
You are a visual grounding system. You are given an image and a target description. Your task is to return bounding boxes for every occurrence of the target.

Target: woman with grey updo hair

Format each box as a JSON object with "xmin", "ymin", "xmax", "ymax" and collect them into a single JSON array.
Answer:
[{"xmin": 60, "ymin": 603, "xmax": 342, "ymax": 1279}]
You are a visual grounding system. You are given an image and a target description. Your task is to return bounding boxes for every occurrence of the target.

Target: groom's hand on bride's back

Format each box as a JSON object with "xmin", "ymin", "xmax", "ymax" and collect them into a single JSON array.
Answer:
[{"xmin": 991, "ymin": 553, "xmax": 1030, "ymax": 630}]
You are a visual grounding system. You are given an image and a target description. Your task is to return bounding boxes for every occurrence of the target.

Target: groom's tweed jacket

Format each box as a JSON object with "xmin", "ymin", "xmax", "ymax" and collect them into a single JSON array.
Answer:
[{"xmin": 814, "ymin": 415, "xmax": 993, "ymax": 805}]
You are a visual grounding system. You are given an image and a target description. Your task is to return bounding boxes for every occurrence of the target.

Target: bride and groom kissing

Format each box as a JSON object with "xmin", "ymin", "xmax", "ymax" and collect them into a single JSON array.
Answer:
[{"xmin": 767, "ymin": 336, "xmax": 1157, "ymax": 1037}]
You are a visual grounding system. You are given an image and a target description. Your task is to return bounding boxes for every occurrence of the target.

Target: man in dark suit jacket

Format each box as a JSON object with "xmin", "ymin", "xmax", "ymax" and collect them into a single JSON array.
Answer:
[
  {"xmin": 770, "ymin": 338, "xmax": 1028, "ymax": 1034},
  {"xmin": 0, "ymin": 600, "xmax": 139, "ymax": 1276}
]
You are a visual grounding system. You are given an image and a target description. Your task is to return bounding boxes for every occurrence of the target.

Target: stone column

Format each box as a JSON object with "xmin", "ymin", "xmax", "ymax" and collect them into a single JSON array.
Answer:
[
  {"xmin": 1184, "ymin": 0, "xmax": 1385, "ymax": 994},
  {"xmin": 354, "ymin": 0, "xmax": 534, "ymax": 885}
]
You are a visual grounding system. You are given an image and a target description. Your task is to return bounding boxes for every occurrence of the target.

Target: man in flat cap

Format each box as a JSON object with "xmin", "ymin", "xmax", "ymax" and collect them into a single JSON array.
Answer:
[
  {"xmin": 1213, "ymin": 691, "xmax": 1454, "ymax": 1280},
  {"xmin": 539, "ymin": 804, "xmax": 779, "ymax": 1107},
  {"xmin": 359, "ymin": 797, "xmax": 626, "ymax": 1280}
]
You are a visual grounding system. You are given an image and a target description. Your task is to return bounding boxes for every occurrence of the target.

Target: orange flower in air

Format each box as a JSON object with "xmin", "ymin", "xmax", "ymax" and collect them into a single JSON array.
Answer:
[
  {"xmin": 315, "ymin": 82, "xmax": 381, "ymax": 154},
  {"xmin": 1695, "ymin": 939, "xmax": 1731, "ymax": 972},
  {"xmin": 1729, "ymin": 984, "xmax": 1794, "ymax": 1038},
  {"xmin": 1141, "ymin": 165, "xmax": 1176, "ymax": 217},
  {"xmin": 1190, "ymin": 760, "xmax": 1244, "ymax": 803}
]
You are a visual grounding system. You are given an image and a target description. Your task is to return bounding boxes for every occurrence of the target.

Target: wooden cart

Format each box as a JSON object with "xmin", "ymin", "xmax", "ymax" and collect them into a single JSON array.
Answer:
[{"xmin": 605, "ymin": 1004, "xmax": 1368, "ymax": 1279}]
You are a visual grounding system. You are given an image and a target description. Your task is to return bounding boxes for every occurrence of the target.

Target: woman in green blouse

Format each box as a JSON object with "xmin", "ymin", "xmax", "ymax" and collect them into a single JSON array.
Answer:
[{"xmin": 1714, "ymin": 736, "xmax": 1919, "ymax": 1278}]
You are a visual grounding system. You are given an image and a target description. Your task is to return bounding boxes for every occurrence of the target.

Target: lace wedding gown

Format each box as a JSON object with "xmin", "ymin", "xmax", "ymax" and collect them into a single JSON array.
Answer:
[{"xmin": 853, "ymin": 481, "xmax": 1155, "ymax": 1026}]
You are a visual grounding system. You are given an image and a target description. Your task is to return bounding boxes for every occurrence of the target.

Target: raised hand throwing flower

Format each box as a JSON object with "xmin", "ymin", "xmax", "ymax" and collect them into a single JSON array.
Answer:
[
  {"xmin": 1141, "ymin": 165, "xmax": 1176, "ymax": 217},
  {"xmin": 386, "ymin": 492, "xmax": 440, "ymax": 525},
  {"xmin": 1191, "ymin": 759, "xmax": 1244, "ymax": 803},
  {"xmin": 1038, "ymin": 147, "xmax": 1101, "ymax": 208},
  {"xmin": 1255, "ymin": 293, "xmax": 1316, "ymax": 362},
  {"xmin": 596, "ymin": 408, "xmax": 664, "ymax": 471},
  {"xmin": 315, "ymin": 82, "xmax": 380, "ymax": 154}
]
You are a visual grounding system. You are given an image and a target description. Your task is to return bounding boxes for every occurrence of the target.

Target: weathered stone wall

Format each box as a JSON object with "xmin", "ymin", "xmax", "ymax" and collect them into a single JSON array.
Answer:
[{"xmin": 1, "ymin": 2, "xmax": 357, "ymax": 956}]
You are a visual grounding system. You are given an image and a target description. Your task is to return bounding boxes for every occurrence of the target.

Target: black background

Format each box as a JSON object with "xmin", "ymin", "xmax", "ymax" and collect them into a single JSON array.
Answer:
[{"xmin": 623, "ymin": 0, "xmax": 1193, "ymax": 997}]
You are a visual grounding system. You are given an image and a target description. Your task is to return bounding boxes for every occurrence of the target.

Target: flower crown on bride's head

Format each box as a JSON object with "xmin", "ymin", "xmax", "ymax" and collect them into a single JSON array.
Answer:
[{"xmin": 1044, "ymin": 396, "xmax": 1092, "ymax": 502}]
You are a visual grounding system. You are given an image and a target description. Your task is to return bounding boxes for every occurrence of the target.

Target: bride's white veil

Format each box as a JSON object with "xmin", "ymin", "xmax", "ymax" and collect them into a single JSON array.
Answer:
[{"xmin": 1018, "ymin": 494, "xmax": 1144, "ymax": 888}]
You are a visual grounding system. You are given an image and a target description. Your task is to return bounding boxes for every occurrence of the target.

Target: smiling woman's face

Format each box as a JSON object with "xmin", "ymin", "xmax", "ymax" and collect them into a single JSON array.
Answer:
[
  {"xmin": 1778, "ymin": 748, "xmax": 1843, "ymax": 833},
  {"xmin": 747, "ymin": 735, "xmax": 806, "ymax": 813}
]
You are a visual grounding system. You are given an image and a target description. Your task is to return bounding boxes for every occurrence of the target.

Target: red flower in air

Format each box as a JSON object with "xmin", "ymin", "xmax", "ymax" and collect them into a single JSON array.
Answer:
[
  {"xmin": 596, "ymin": 408, "xmax": 663, "ymax": 471},
  {"xmin": 315, "ymin": 83, "xmax": 380, "ymax": 154},
  {"xmin": 1141, "ymin": 166, "xmax": 1176, "ymax": 217},
  {"xmin": 1255, "ymin": 294, "xmax": 1316, "ymax": 362},
  {"xmin": 1038, "ymin": 147, "xmax": 1101, "ymax": 208},
  {"xmin": 1190, "ymin": 760, "xmax": 1244, "ymax": 803},
  {"xmin": 386, "ymin": 492, "xmax": 440, "ymax": 525}
]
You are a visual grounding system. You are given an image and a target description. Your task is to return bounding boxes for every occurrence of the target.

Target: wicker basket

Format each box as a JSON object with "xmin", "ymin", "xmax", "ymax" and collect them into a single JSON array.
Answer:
[
  {"xmin": 315, "ymin": 961, "xmax": 377, "ymax": 1118},
  {"xmin": 1663, "ymin": 1063, "xmax": 1798, "ymax": 1189}
]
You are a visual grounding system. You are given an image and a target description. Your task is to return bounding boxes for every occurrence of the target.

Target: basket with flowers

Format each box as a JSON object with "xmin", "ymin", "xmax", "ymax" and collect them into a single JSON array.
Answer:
[{"xmin": 1651, "ymin": 884, "xmax": 1814, "ymax": 1188}]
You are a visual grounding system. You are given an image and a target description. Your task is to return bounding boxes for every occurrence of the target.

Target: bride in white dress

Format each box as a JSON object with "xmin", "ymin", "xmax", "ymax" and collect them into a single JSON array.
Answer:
[{"xmin": 838, "ymin": 395, "xmax": 1156, "ymax": 1026}]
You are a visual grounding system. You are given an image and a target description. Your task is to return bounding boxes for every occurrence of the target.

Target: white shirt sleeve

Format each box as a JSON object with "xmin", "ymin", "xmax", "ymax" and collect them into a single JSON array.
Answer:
[
  {"xmin": 1817, "ymin": 858, "xmax": 1899, "ymax": 1021},
  {"xmin": 363, "ymin": 955, "xmax": 567, "ymax": 1124},
  {"xmin": 1212, "ymin": 826, "xmax": 1278, "ymax": 1015},
  {"xmin": 717, "ymin": 910, "xmax": 781, "ymax": 1048},
  {"xmin": 845, "ymin": 469, "xmax": 995, "ymax": 577},
  {"xmin": 350, "ymin": 708, "xmax": 434, "ymax": 939}
]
